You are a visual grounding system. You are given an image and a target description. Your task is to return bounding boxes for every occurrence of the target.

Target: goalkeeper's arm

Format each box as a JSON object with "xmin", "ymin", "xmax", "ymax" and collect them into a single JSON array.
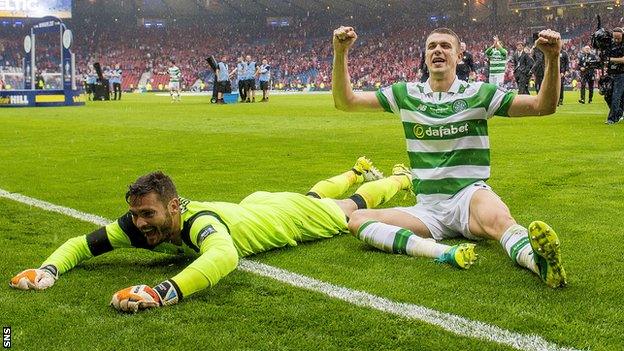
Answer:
[
  {"xmin": 9, "ymin": 229, "xmax": 103, "ymax": 290},
  {"xmin": 111, "ymin": 220, "xmax": 239, "ymax": 312},
  {"xmin": 169, "ymin": 228, "xmax": 239, "ymax": 299},
  {"xmin": 10, "ymin": 219, "xmax": 135, "ymax": 290}
]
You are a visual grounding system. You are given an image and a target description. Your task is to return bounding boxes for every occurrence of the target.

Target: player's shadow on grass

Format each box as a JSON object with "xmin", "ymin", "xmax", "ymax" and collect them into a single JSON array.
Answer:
[{"xmin": 78, "ymin": 250, "xmax": 197, "ymax": 275}]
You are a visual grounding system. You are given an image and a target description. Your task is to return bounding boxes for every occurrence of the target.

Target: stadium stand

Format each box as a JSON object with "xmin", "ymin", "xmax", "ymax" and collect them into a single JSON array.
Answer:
[{"xmin": 0, "ymin": 7, "xmax": 621, "ymax": 91}]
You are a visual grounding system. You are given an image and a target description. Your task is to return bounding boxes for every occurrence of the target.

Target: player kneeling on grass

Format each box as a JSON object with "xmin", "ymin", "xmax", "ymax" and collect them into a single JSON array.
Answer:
[
  {"xmin": 9, "ymin": 158, "xmax": 474, "ymax": 313},
  {"xmin": 332, "ymin": 26, "xmax": 567, "ymax": 288}
]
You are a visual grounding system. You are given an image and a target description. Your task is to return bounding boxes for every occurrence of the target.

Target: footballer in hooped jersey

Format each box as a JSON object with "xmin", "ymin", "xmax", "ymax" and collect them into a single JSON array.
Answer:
[
  {"xmin": 9, "ymin": 158, "xmax": 478, "ymax": 313},
  {"xmin": 332, "ymin": 25, "xmax": 567, "ymax": 288}
]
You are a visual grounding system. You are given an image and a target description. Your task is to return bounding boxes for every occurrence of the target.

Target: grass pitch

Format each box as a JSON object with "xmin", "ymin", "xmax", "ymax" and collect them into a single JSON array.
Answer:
[{"xmin": 1, "ymin": 92, "xmax": 623, "ymax": 350}]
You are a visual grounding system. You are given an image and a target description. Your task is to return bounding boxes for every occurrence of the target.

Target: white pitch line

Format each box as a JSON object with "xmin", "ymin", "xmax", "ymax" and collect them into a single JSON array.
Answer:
[
  {"xmin": 0, "ymin": 188, "xmax": 582, "ymax": 351},
  {"xmin": 0, "ymin": 189, "xmax": 110, "ymax": 226}
]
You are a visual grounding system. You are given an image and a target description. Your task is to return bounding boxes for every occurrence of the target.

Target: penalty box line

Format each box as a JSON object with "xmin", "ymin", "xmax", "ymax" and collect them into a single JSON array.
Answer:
[{"xmin": 0, "ymin": 188, "xmax": 581, "ymax": 351}]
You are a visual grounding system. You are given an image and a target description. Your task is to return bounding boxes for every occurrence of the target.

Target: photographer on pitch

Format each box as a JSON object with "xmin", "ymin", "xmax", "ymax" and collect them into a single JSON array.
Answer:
[
  {"xmin": 605, "ymin": 28, "xmax": 624, "ymax": 124},
  {"xmin": 577, "ymin": 46, "xmax": 598, "ymax": 104}
]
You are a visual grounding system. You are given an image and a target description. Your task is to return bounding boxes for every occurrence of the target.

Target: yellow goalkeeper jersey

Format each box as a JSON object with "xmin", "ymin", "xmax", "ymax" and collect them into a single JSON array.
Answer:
[{"xmin": 42, "ymin": 192, "xmax": 347, "ymax": 298}]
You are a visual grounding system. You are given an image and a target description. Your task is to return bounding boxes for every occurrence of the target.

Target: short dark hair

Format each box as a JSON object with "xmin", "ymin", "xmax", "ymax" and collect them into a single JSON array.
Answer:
[
  {"xmin": 427, "ymin": 28, "xmax": 461, "ymax": 49},
  {"xmin": 125, "ymin": 171, "xmax": 178, "ymax": 205}
]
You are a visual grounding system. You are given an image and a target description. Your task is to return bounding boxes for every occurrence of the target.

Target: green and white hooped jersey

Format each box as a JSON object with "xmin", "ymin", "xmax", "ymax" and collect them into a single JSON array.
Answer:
[
  {"xmin": 485, "ymin": 47, "xmax": 508, "ymax": 74},
  {"xmin": 168, "ymin": 66, "xmax": 181, "ymax": 82},
  {"xmin": 376, "ymin": 79, "xmax": 515, "ymax": 203}
]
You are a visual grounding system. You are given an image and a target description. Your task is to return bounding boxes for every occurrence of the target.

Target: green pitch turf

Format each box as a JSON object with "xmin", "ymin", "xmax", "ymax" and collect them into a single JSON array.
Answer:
[{"xmin": 1, "ymin": 92, "xmax": 623, "ymax": 350}]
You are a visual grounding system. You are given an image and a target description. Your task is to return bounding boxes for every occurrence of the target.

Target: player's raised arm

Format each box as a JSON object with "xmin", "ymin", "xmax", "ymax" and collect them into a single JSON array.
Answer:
[
  {"xmin": 506, "ymin": 29, "xmax": 561, "ymax": 117},
  {"xmin": 332, "ymin": 26, "xmax": 383, "ymax": 112}
]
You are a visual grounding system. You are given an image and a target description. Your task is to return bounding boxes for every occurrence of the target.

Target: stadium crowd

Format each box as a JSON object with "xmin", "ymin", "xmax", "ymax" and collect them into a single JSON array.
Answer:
[{"xmin": 0, "ymin": 11, "xmax": 621, "ymax": 92}]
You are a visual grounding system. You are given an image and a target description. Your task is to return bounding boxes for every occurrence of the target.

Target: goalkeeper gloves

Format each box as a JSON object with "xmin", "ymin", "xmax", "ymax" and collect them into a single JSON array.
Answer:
[
  {"xmin": 9, "ymin": 265, "xmax": 58, "ymax": 291},
  {"xmin": 110, "ymin": 279, "xmax": 181, "ymax": 313}
]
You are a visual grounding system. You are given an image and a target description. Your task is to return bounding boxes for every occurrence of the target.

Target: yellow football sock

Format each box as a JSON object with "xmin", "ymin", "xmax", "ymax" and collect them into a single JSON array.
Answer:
[
  {"xmin": 353, "ymin": 175, "xmax": 409, "ymax": 208},
  {"xmin": 308, "ymin": 170, "xmax": 363, "ymax": 199}
]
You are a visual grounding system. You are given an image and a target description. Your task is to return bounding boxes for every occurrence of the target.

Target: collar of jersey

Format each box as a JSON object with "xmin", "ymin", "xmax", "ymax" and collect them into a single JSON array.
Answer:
[{"xmin": 422, "ymin": 76, "xmax": 461, "ymax": 95}]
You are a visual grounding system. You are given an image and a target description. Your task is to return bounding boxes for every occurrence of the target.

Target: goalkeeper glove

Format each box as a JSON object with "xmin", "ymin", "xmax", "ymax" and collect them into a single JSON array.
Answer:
[
  {"xmin": 9, "ymin": 265, "xmax": 58, "ymax": 291},
  {"xmin": 110, "ymin": 280, "xmax": 181, "ymax": 313}
]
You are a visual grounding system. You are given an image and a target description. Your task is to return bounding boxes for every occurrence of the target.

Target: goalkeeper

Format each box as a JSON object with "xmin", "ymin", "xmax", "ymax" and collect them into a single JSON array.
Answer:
[{"xmin": 9, "ymin": 158, "xmax": 475, "ymax": 313}]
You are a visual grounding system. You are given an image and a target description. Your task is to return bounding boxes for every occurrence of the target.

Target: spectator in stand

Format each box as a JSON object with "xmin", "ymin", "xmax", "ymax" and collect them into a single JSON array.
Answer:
[{"xmin": 35, "ymin": 70, "xmax": 45, "ymax": 90}]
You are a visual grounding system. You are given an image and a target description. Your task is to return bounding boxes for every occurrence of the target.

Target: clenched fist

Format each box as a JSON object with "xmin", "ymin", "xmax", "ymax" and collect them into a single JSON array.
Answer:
[
  {"xmin": 333, "ymin": 26, "xmax": 358, "ymax": 53},
  {"xmin": 534, "ymin": 29, "xmax": 562, "ymax": 58}
]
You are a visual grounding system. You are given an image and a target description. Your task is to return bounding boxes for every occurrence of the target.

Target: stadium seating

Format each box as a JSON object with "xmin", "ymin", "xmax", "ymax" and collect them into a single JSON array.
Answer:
[{"xmin": 0, "ymin": 12, "xmax": 617, "ymax": 90}]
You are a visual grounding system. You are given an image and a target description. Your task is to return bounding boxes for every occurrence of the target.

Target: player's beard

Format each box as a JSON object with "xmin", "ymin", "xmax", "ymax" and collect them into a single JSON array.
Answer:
[{"xmin": 144, "ymin": 213, "xmax": 174, "ymax": 246}]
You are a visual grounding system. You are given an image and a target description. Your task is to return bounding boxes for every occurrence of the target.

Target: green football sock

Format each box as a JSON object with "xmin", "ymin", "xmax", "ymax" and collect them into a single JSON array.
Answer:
[{"xmin": 356, "ymin": 221, "xmax": 448, "ymax": 258}]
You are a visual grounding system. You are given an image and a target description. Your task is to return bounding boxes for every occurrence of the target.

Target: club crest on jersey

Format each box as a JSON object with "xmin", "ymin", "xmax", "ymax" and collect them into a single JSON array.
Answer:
[{"xmin": 452, "ymin": 99, "xmax": 468, "ymax": 113}]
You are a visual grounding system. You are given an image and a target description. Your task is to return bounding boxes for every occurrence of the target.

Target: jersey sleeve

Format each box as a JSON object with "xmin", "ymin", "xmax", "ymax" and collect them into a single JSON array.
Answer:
[
  {"xmin": 376, "ymin": 83, "xmax": 400, "ymax": 114},
  {"xmin": 486, "ymin": 85, "xmax": 516, "ymax": 118},
  {"xmin": 41, "ymin": 235, "xmax": 94, "ymax": 275},
  {"xmin": 170, "ymin": 215, "xmax": 239, "ymax": 298},
  {"xmin": 40, "ymin": 213, "xmax": 146, "ymax": 275}
]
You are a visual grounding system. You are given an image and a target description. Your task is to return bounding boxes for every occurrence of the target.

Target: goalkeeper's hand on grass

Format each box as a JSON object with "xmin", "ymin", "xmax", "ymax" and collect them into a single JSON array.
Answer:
[
  {"xmin": 110, "ymin": 280, "xmax": 180, "ymax": 313},
  {"xmin": 9, "ymin": 265, "xmax": 58, "ymax": 291}
]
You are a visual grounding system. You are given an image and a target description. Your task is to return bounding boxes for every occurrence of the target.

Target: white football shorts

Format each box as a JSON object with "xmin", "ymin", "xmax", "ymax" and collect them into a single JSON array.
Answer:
[
  {"xmin": 396, "ymin": 181, "xmax": 496, "ymax": 240},
  {"xmin": 169, "ymin": 82, "xmax": 180, "ymax": 91},
  {"xmin": 488, "ymin": 73, "xmax": 505, "ymax": 87}
]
